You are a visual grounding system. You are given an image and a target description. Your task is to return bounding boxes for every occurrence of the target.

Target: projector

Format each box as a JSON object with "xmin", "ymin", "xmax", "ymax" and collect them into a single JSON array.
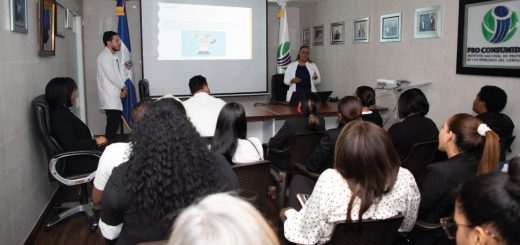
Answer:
[{"xmin": 375, "ymin": 79, "xmax": 411, "ymax": 90}]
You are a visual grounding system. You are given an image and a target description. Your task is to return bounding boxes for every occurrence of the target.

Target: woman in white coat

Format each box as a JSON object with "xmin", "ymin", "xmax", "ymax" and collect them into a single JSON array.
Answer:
[{"xmin": 283, "ymin": 46, "xmax": 321, "ymax": 102}]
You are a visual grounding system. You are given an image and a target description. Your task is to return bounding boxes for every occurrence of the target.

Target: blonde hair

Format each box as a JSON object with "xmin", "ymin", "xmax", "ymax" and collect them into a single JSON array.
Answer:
[{"xmin": 168, "ymin": 193, "xmax": 279, "ymax": 245}]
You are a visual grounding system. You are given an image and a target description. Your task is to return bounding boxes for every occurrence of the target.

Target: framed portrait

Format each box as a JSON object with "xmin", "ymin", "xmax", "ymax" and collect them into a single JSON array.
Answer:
[
  {"xmin": 313, "ymin": 25, "xmax": 324, "ymax": 46},
  {"xmin": 302, "ymin": 27, "xmax": 311, "ymax": 46},
  {"xmin": 353, "ymin": 17, "xmax": 369, "ymax": 43},
  {"xmin": 456, "ymin": 0, "xmax": 520, "ymax": 77},
  {"xmin": 39, "ymin": 0, "xmax": 56, "ymax": 56},
  {"xmin": 9, "ymin": 0, "xmax": 28, "ymax": 33},
  {"xmin": 56, "ymin": 3, "xmax": 65, "ymax": 38},
  {"xmin": 65, "ymin": 9, "xmax": 74, "ymax": 29},
  {"xmin": 330, "ymin": 22, "xmax": 345, "ymax": 44},
  {"xmin": 414, "ymin": 6, "xmax": 442, "ymax": 39},
  {"xmin": 380, "ymin": 13, "xmax": 401, "ymax": 42}
]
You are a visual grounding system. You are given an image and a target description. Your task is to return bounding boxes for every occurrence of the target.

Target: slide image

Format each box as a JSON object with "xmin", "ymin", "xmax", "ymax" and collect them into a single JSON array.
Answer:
[{"xmin": 182, "ymin": 31, "xmax": 226, "ymax": 57}]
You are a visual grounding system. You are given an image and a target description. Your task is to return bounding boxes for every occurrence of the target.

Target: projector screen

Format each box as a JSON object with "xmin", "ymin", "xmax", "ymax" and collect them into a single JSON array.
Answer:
[{"xmin": 141, "ymin": 0, "xmax": 267, "ymax": 97}]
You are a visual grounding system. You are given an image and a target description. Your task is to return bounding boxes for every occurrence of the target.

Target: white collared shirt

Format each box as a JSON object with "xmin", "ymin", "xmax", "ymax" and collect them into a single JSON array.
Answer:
[
  {"xmin": 93, "ymin": 142, "xmax": 131, "ymax": 191},
  {"xmin": 183, "ymin": 92, "xmax": 226, "ymax": 137},
  {"xmin": 97, "ymin": 47, "xmax": 125, "ymax": 110},
  {"xmin": 283, "ymin": 61, "xmax": 322, "ymax": 102}
]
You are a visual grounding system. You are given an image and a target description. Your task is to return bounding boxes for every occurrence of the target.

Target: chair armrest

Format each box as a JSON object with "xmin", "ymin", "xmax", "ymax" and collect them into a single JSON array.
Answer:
[
  {"xmin": 294, "ymin": 162, "xmax": 320, "ymax": 180},
  {"xmin": 49, "ymin": 150, "xmax": 102, "ymax": 186},
  {"xmin": 414, "ymin": 220, "xmax": 442, "ymax": 230}
]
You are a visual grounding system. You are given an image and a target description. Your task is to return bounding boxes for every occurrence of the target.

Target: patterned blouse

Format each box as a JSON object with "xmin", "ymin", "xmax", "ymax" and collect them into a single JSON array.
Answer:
[{"xmin": 284, "ymin": 168, "xmax": 420, "ymax": 244}]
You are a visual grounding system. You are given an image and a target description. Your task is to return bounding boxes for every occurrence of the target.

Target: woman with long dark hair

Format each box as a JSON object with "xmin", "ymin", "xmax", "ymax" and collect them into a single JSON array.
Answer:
[
  {"xmin": 268, "ymin": 93, "xmax": 325, "ymax": 170},
  {"xmin": 413, "ymin": 113, "xmax": 500, "ymax": 244},
  {"xmin": 282, "ymin": 120, "xmax": 420, "ymax": 244},
  {"xmin": 212, "ymin": 102, "xmax": 263, "ymax": 163},
  {"xmin": 446, "ymin": 157, "xmax": 520, "ymax": 245},
  {"xmin": 388, "ymin": 88, "xmax": 439, "ymax": 160},
  {"xmin": 100, "ymin": 98, "xmax": 237, "ymax": 244}
]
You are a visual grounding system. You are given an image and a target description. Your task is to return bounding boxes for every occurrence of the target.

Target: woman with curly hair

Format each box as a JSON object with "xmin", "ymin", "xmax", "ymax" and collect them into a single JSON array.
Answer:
[{"xmin": 100, "ymin": 98, "xmax": 238, "ymax": 244}]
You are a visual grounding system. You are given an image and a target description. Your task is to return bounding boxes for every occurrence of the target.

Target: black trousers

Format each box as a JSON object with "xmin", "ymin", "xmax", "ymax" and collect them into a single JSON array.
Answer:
[{"xmin": 105, "ymin": 109, "xmax": 122, "ymax": 140}]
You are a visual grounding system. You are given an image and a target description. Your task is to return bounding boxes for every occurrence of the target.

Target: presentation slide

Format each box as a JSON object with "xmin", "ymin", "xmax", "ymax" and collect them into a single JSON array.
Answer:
[
  {"xmin": 141, "ymin": 0, "xmax": 267, "ymax": 97},
  {"xmin": 157, "ymin": 3, "xmax": 252, "ymax": 60}
]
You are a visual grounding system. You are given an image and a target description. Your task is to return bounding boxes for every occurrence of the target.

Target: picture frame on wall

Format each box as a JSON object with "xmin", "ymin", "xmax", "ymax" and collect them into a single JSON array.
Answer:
[
  {"xmin": 302, "ymin": 27, "xmax": 311, "ymax": 46},
  {"xmin": 39, "ymin": 0, "xmax": 56, "ymax": 56},
  {"xmin": 330, "ymin": 22, "xmax": 345, "ymax": 44},
  {"xmin": 380, "ymin": 13, "xmax": 401, "ymax": 42},
  {"xmin": 414, "ymin": 6, "xmax": 442, "ymax": 39},
  {"xmin": 313, "ymin": 25, "xmax": 324, "ymax": 46},
  {"xmin": 9, "ymin": 0, "xmax": 28, "ymax": 33},
  {"xmin": 353, "ymin": 17, "xmax": 369, "ymax": 43},
  {"xmin": 456, "ymin": 0, "xmax": 520, "ymax": 77},
  {"xmin": 56, "ymin": 3, "xmax": 66, "ymax": 38}
]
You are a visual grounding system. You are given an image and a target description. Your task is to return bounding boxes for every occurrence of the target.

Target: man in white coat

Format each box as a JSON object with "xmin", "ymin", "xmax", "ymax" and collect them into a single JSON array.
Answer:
[
  {"xmin": 283, "ymin": 46, "xmax": 321, "ymax": 102},
  {"xmin": 97, "ymin": 31, "xmax": 128, "ymax": 140}
]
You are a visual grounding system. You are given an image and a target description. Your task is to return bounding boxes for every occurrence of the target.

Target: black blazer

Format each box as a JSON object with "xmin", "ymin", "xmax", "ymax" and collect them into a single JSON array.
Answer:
[
  {"xmin": 268, "ymin": 116, "xmax": 326, "ymax": 150},
  {"xmin": 388, "ymin": 115, "xmax": 439, "ymax": 160},
  {"xmin": 361, "ymin": 111, "xmax": 383, "ymax": 127},
  {"xmin": 418, "ymin": 152, "xmax": 479, "ymax": 223},
  {"xmin": 476, "ymin": 112, "xmax": 515, "ymax": 138},
  {"xmin": 306, "ymin": 124, "xmax": 343, "ymax": 173},
  {"xmin": 49, "ymin": 106, "xmax": 97, "ymax": 151}
]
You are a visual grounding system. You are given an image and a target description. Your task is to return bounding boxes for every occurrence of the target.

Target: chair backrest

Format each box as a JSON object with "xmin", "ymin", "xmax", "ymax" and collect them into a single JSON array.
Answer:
[
  {"xmin": 138, "ymin": 79, "xmax": 150, "ymax": 101},
  {"xmin": 31, "ymin": 95, "xmax": 63, "ymax": 162},
  {"xmin": 271, "ymin": 74, "xmax": 288, "ymax": 102},
  {"xmin": 326, "ymin": 215, "xmax": 404, "ymax": 245},
  {"xmin": 401, "ymin": 140, "xmax": 439, "ymax": 181},
  {"xmin": 232, "ymin": 160, "xmax": 271, "ymax": 213},
  {"xmin": 289, "ymin": 132, "xmax": 323, "ymax": 167}
]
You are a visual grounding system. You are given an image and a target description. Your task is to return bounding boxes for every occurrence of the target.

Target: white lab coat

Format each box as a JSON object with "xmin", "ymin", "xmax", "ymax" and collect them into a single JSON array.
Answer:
[
  {"xmin": 283, "ymin": 61, "xmax": 321, "ymax": 102},
  {"xmin": 97, "ymin": 47, "xmax": 125, "ymax": 110}
]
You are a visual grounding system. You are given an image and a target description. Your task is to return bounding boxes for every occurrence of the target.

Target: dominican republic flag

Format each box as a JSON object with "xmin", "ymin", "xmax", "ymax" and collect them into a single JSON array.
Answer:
[
  {"xmin": 276, "ymin": 0, "xmax": 291, "ymax": 74},
  {"xmin": 116, "ymin": 0, "xmax": 137, "ymax": 129}
]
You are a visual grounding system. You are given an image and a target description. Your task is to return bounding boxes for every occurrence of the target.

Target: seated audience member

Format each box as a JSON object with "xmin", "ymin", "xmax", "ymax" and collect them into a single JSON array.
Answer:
[
  {"xmin": 281, "ymin": 120, "xmax": 420, "ymax": 244},
  {"xmin": 100, "ymin": 98, "xmax": 238, "ymax": 244},
  {"xmin": 268, "ymin": 93, "xmax": 325, "ymax": 170},
  {"xmin": 305, "ymin": 96, "xmax": 362, "ymax": 173},
  {"xmin": 183, "ymin": 75, "xmax": 226, "ymax": 137},
  {"xmin": 92, "ymin": 99, "xmax": 153, "ymax": 206},
  {"xmin": 212, "ymin": 102, "xmax": 263, "ymax": 163},
  {"xmin": 473, "ymin": 85, "xmax": 515, "ymax": 162},
  {"xmin": 46, "ymin": 77, "xmax": 107, "ymax": 174},
  {"xmin": 412, "ymin": 113, "xmax": 500, "ymax": 245},
  {"xmin": 388, "ymin": 88, "xmax": 439, "ymax": 160},
  {"xmin": 355, "ymin": 85, "xmax": 383, "ymax": 126},
  {"xmin": 168, "ymin": 193, "xmax": 279, "ymax": 245},
  {"xmin": 287, "ymin": 96, "xmax": 362, "ymax": 209},
  {"xmin": 449, "ymin": 157, "xmax": 520, "ymax": 245}
]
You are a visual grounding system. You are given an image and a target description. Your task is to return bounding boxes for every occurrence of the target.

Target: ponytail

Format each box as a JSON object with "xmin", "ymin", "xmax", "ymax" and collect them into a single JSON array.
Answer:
[
  {"xmin": 477, "ymin": 130, "xmax": 500, "ymax": 175},
  {"xmin": 307, "ymin": 114, "xmax": 321, "ymax": 131}
]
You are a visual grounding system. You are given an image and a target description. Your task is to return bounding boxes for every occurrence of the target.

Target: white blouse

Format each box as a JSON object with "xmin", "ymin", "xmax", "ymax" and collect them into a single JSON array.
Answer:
[
  {"xmin": 284, "ymin": 168, "xmax": 420, "ymax": 245},
  {"xmin": 232, "ymin": 137, "xmax": 264, "ymax": 163}
]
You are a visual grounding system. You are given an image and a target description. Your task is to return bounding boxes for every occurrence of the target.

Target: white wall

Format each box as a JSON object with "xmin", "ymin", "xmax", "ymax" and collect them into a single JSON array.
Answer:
[
  {"xmin": 0, "ymin": 0, "xmax": 81, "ymax": 243},
  {"xmin": 300, "ymin": 0, "xmax": 520, "ymax": 157}
]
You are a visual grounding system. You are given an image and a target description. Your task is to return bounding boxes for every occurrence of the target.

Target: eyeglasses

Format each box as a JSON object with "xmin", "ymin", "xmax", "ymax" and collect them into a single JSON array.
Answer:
[{"xmin": 440, "ymin": 217, "xmax": 501, "ymax": 241}]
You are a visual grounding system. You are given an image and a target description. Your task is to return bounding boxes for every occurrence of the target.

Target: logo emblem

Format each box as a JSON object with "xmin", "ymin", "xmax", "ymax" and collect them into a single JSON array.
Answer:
[{"xmin": 482, "ymin": 5, "xmax": 518, "ymax": 44}]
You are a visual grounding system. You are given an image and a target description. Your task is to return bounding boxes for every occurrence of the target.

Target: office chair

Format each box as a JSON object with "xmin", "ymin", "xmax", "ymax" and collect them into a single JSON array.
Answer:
[
  {"xmin": 32, "ymin": 95, "xmax": 101, "ymax": 232},
  {"xmin": 326, "ymin": 215, "xmax": 405, "ymax": 245},
  {"xmin": 270, "ymin": 74, "xmax": 288, "ymax": 102},
  {"xmin": 400, "ymin": 140, "xmax": 439, "ymax": 181},
  {"xmin": 138, "ymin": 79, "xmax": 150, "ymax": 101},
  {"xmin": 232, "ymin": 160, "xmax": 271, "ymax": 215},
  {"xmin": 266, "ymin": 131, "xmax": 323, "ymax": 210}
]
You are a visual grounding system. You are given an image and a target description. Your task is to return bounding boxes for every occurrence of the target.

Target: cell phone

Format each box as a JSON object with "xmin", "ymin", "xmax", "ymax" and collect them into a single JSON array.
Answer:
[{"xmin": 296, "ymin": 193, "xmax": 310, "ymax": 206}]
